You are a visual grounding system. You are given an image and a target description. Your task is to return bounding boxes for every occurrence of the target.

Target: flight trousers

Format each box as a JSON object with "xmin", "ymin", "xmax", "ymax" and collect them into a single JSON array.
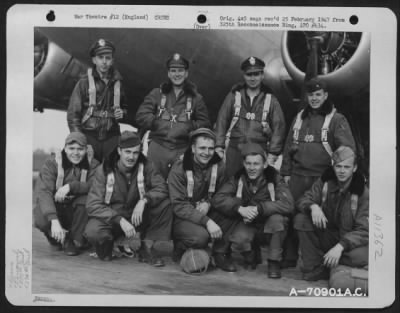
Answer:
[
  {"xmin": 294, "ymin": 212, "xmax": 368, "ymax": 272},
  {"xmin": 173, "ymin": 211, "xmax": 239, "ymax": 254},
  {"xmin": 33, "ymin": 203, "xmax": 88, "ymax": 245},
  {"xmin": 147, "ymin": 140, "xmax": 187, "ymax": 180},
  {"xmin": 230, "ymin": 214, "xmax": 288, "ymax": 261},
  {"xmin": 85, "ymin": 199, "xmax": 172, "ymax": 245},
  {"xmin": 85, "ymin": 133, "xmax": 119, "ymax": 163}
]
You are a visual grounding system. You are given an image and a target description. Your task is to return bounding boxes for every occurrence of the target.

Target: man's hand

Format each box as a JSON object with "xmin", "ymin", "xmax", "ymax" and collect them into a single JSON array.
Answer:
[
  {"xmin": 310, "ymin": 204, "xmax": 328, "ymax": 229},
  {"xmin": 283, "ymin": 176, "xmax": 291, "ymax": 185},
  {"xmin": 54, "ymin": 184, "xmax": 70, "ymax": 203},
  {"xmin": 267, "ymin": 153, "xmax": 278, "ymax": 166},
  {"xmin": 206, "ymin": 220, "xmax": 222, "ymax": 239},
  {"xmin": 215, "ymin": 147, "xmax": 225, "ymax": 159},
  {"xmin": 51, "ymin": 219, "xmax": 67, "ymax": 244},
  {"xmin": 238, "ymin": 206, "xmax": 258, "ymax": 222},
  {"xmin": 114, "ymin": 108, "xmax": 124, "ymax": 120},
  {"xmin": 323, "ymin": 243, "xmax": 344, "ymax": 268},
  {"xmin": 196, "ymin": 201, "xmax": 210, "ymax": 216},
  {"xmin": 131, "ymin": 199, "xmax": 146, "ymax": 227},
  {"xmin": 120, "ymin": 218, "xmax": 136, "ymax": 238}
]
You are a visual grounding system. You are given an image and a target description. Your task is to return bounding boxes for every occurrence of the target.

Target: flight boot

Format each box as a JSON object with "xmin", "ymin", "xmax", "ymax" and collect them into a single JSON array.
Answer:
[
  {"xmin": 213, "ymin": 253, "xmax": 237, "ymax": 272},
  {"xmin": 138, "ymin": 245, "xmax": 165, "ymax": 267},
  {"xmin": 95, "ymin": 239, "xmax": 113, "ymax": 261},
  {"xmin": 267, "ymin": 260, "xmax": 282, "ymax": 279}
]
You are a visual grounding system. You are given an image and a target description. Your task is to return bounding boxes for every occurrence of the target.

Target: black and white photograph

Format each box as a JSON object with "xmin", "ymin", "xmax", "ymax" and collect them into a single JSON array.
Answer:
[{"xmin": 5, "ymin": 4, "xmax": 397, "ymax": 308}]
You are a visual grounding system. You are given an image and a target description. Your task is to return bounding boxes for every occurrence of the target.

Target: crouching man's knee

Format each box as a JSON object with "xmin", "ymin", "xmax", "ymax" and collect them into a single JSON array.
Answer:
[
  {"xmin": 293, "ymin": 212, "xmax": 314, "ymax": 231},
  {"xmin": 264, "ymin": 214, "xmax": 288, "ymax": 233},
  {"xmin": 84, "ymin": 219, "xmax": 113, "ymax": 245}
]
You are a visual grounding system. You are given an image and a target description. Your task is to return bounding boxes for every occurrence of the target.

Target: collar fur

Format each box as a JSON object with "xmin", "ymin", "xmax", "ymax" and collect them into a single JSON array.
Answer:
[
  {"xmin": 234, "ymin": 166, "xmax": 277, "ymax": 185},
  {"xmin": 103, "ymin": 148, "xmax": 147, "ymax": 174},
  {"xmin": 160, "ymin": 80, "xmax": 197, "ymax": 97},
  {"xmin": 301, "ymin": 99, "xmax": 334, "ymax": 119},
  {"xmin": 61, "ymin": 149, "xmax": 89, "ymax": 170},
  {"xmin": 231, "ymin": 82, "xmax": 273, "ymax": 94},
  {"xmin": 182, "ymin": 148, "xmax": 221, "ymax": 172},
  {"xmin": 321, "ymin": 167, "xmax": 366, "ymax": 196}
]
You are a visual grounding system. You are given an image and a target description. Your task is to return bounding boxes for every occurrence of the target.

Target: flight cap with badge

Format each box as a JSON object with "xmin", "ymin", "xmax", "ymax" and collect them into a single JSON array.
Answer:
[
  {"xmin": 119, "ymin": 131, "xmax": 141, "ymax": 149},
  {"xmin": 241, "ymin": 142, "xmax": 267, "ymax": 160},
  {"xmin": 189, "ymin": 128, "xmax": 216, "ymax": 144},
  {"xmin": 89, "ymin": 38, "xmax": 115, "ymax": 57},
  {"xmin": 305, "ymin": 78, "xmax": 328, "ymax": 93},
  {"xmin": 332, "ymin": 146, "xmax": 356, "ymax": 165},
  {"xmin": 166, "ymin": 53, "xmax": 189, "ymax": 69},
  {"xmin": 65, "ymin": 132, "xmax": 87, "ymax": 147},
  {"xmin": 241, "ymin": 56, "xmax": 265, "ymax": 74}
]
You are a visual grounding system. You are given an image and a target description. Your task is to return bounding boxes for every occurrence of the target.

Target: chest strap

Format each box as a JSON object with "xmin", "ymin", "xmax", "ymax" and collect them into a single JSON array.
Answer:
[
  {"xmin": 321, "ymin": 182, "xmax": 358, "ymax": 218},
  {"xmin": 186, "ymin": 164, "xmax": 218, "ymax": 200},
  {"xmin": 82, "ymin": 68, "xmax": 121, "ymax": 123},
  {"xmin": 224, "ymin": 91, "xmax": 242, "ymax": 156},
  {"xmin": 55, "ymin": 150, "xmax": 88, "ymax": 190},
  {"xmin": 158, "ymin": 90, "xmax": 193, "ymax": 121},
  {"xmin": 236, "ymin": 177, "xmax": 275, "ymax": 201},
  {"xmin": 104, "ymin": 163, "xmax": 145, "ymax": 204},
  {"xmin": 292, "ymin": 108, "xmax": 336, "ymax": 157},
  {"xmin": 261, "ymin": 93, "xmax": 271, "ymax": 129},
  {"xmin": 137, "ymin": 163, "xmax": 146, "ymax": 200}
]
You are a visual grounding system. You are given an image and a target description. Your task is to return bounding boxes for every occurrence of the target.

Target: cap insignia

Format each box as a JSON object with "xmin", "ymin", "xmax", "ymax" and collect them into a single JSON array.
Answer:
[
  {"xmin": 98, "ymin": 39, "xmax": 106, "ymax": 46},
  {"xmin": 173, "ymin": 53, "xmax": 180, "ymax": 60},
  {"xmin": 249, "ymin": 57, "xmax": 256, "ymax": 65}
]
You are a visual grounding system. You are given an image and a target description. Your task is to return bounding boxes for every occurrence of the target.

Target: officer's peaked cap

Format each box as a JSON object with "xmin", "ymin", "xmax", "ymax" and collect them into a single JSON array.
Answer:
[
  {"xmin": 241, "ymin": 56, "xmax": 265, "ymax": 73},
  {"xmin": 90, "ymin": 38, "xmax": 115, "ymax": 57},
  {"xmin": 166, "ymin": 53, "xmax": 189, "ymax": 69}
]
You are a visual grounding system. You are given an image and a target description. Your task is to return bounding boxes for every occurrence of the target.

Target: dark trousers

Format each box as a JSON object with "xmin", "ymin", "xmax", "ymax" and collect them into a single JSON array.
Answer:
[
  {"xmin": 230, "ymin": 214, "xmax": 288, "ymax": 261},
  {"xmin": 85, "ymin": 199, "xmax": 172, "ymax": 245},
  {"xmin": 283, "ymin": 174, "xmax": 320, "ymax": 263},
  {"xmin": 86, "ymin": 134, "xmax": 119, "ymax": 163},
  {"xmin": 225, "ymin": 145, "xmax": 244, "ymax": 179},
  {"xmin": 147, "ymin": 141, "xmax": 187, "ymax": 180},
  {"xmin": 173, "ymin": 211, "xmax": 239, "ymax": 254},
  {"xmin": 33, "ymin": 203, "xmax": 88, "ymax": 245},
  {"xmin": 294, "ymin": 212, "xmax": 368, "ymax": 272}
]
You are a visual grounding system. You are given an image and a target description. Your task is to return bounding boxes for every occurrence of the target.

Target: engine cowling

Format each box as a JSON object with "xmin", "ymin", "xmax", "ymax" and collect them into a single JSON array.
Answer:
[
  {"xmin": 281, "ymin": 31, "xmax": 370, "ymax": 96},
  {"xmin": 34, "ymin": 30, "xmax": 87, "ymax": 112}
]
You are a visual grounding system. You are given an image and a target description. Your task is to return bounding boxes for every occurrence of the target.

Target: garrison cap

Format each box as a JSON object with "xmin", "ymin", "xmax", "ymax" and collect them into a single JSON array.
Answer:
[
  {"xmin": 89, "ymin": 38, "xmax": 115, "ymax": 57},
  {"xmin": 332, "ymin": 146, "xmax": 356, "ymax": 164},
  {"xmin": 241, "ymin": 56, "xmax": 265, "ymax": 74},
  {"xmin": 241, "ymin": 142, "xmax": 267, "ymax": 160},
  {"xmin": 190, "ymin": 128, "xmax": 216, "ymax": 143},
  {"xmin": 65, "ymin": 132, "xmax": 87, "ymax": 146},
  {"xmin": 305, "ymin": 78, "xmax": 327, "ymax": 92},
  {"xmin": 119, "ymin": 131, "xmax": 141, "ymax": 149},
  {"xmin": 166, "ymin": 53, "xmax": 189, "ymax": 69}
]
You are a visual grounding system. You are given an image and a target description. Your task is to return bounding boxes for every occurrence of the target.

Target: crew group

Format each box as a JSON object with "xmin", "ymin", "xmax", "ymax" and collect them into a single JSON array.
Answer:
[{"xmin": 34, "ymin": 38, "xmax": 369, "ymax": 283}]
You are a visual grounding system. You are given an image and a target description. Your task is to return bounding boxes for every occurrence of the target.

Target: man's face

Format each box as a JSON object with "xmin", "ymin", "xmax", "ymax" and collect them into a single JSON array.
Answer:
[
  {"xmin": 118, "ymin": 145, "xmax": 141, "ymax": 169},
  {"xmin": 168, "ymin": 67, "xmax": 188, "ymax": 87},
  {"xmin": 192, "ymin": 136, "xmax": 215, "ymax": 166},
  {"xmin": 307, "ymin": 89, "xmax": 328, "ymax": 109},
  {"xmin": 243, "ymin": 154, "xmax": 266, "ymax": 180},
  {"xmin": 333, "ymin": 157, "xmax": 357, "ymax": 184},
  {"xmin": 92, "ymin": 52, "xmax": 114, "ymax": 75},
  {"xmin": 65, "ymin": 143, "xmax": 87, "ymax": 165},
  {"xmin": 243, "ymin": 71, "xmax": 264, "ymax": 90}
]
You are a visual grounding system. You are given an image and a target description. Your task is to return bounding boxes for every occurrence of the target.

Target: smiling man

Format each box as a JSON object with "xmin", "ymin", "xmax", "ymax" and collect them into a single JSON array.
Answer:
[
  {"xmin": 84, "ymin": 131, "xmax": 172, "ymax": 264},
  {"xmin": 135, "ymin": 53, "xmax": 210, "ymax": 179},
  {"xmin": 294, "ymin": 146, "xmax": 369, "ymax": 282},
  {"xmin": 280, "ymin": 78, "xmax": 356, "ymax": 268},
  {"xmin": 33, "ymin": 132, "xmax": 100, "ymax": 256},
  {"xmin": 168, "ymin": 128, "xmax": 239, "ymax": 272},
  {"xmin": 214, "ymin": 56, "xmax": 286, "ymax": 178},
  {"xmin": 211, "ymin": 143, "xmax": 294, "ymax": 278},
  {"xmin": 68, "ymin": 38, "xmax": 130, "ymax": 162}
]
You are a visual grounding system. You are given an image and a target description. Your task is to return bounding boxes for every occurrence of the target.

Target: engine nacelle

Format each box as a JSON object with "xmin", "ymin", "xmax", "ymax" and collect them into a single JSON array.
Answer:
[
  {"xmin": 34, "ymin": 32, "xmax": 87, "ymax": 112},
  {"xmin": 281, "ymin": 31, "xmax": 370, "ymax": 96}
]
